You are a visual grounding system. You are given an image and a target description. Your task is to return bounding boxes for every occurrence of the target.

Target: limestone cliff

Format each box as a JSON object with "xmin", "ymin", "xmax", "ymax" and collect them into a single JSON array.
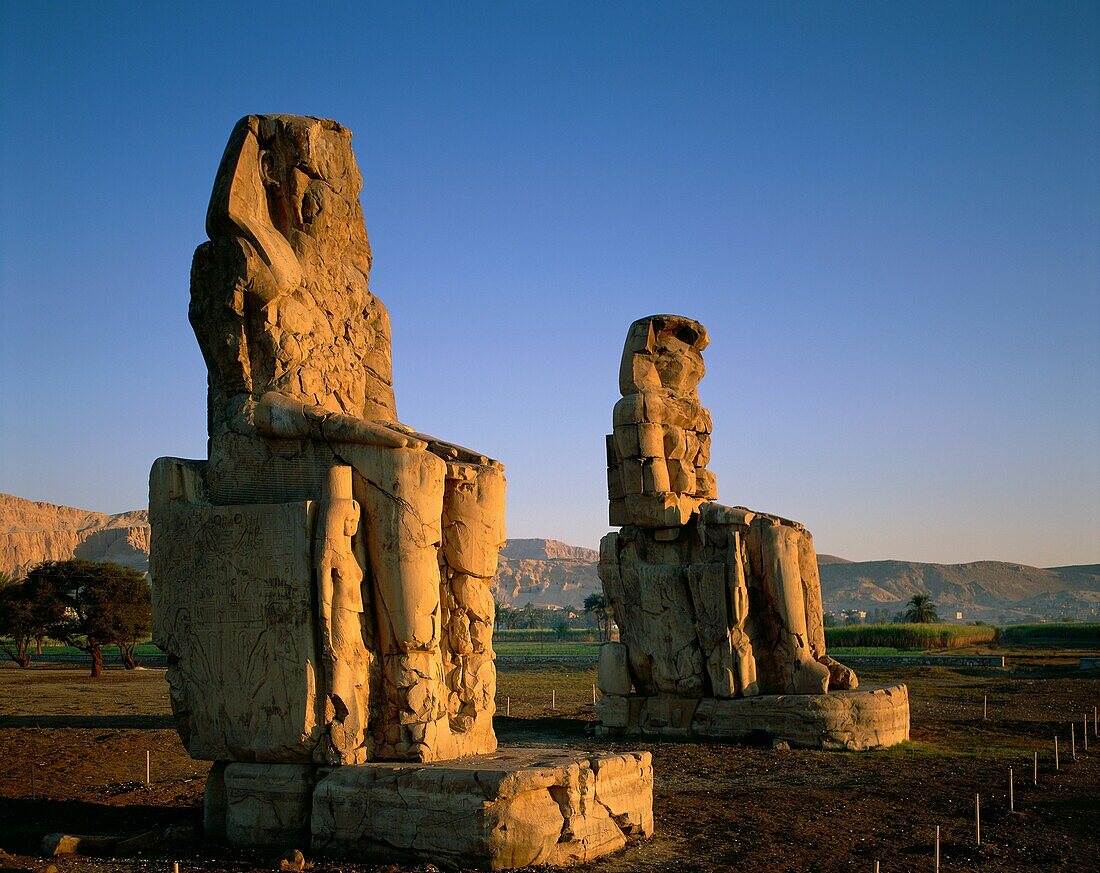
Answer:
[
  {"xmin": 492, "ymin": 539, "xmax": 602, "ymax": 608},
  {"xmin": 0, "ymin": 493, "xmax": 149, "ymax": 576}
]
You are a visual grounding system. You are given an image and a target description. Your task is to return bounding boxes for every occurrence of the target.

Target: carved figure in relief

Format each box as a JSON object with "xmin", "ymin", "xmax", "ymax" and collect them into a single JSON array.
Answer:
[
  {"xmin": 600, "ymin": 314, "xmax": 856, "ymax": 700},
  {"xmin": 153, "ymin": 115, "xmax": 505, "ymax": 766}
]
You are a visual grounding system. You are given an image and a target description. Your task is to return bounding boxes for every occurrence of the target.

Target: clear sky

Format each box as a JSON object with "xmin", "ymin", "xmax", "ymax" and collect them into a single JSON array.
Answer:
[{"xmin": 1, "ymin": 1, "xmax": 1097, "ymax": 566}]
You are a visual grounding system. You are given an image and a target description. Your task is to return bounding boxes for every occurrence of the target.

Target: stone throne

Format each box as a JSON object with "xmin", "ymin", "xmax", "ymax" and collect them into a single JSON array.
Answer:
[
  {"xmin": 151, "ymin": 115, "xmax": 652, "ymax": 867},
  {"xmin": 596, "ymin": 314, "xmax": 910, "ymax": 749}
]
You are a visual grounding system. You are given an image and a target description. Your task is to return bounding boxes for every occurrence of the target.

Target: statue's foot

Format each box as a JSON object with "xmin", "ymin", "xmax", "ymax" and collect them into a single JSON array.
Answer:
[{"xmin": 817, "ymin": 654, "xmax": 859, "ymax": 691}]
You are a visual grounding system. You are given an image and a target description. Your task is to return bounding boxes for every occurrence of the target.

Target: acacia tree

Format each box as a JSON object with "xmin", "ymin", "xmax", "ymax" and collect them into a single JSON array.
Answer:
[
  {"xmin": 584, "ymin": 593, "xmax": 614, "ymax": 642},
  {"xmin": 24, "ymin": 560, "xmax": 151, "ymax": 677},
  {"xmin": 0, "ymin": 573, "xmax": 64, "ymax": 667},
  {"xmin": 903, "ymin": 593, "xmax": 939, "ymax": 624}
]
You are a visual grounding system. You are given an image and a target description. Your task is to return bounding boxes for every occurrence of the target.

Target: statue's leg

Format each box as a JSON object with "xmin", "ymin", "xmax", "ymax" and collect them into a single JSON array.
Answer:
[
  {"xmin": 438, "ymin": 461, "xmax": 505, "ymax": 756},
  {"xmin": 797, "ymin": 530, "xmax": 858, "ymax": 690},
  {"xmin": 340, "ymin": 445, "xmax": 448, "ymax": 761},
  {"xmin": 758, "ymin": 520, "xmax": 830, "ymax": 694}
]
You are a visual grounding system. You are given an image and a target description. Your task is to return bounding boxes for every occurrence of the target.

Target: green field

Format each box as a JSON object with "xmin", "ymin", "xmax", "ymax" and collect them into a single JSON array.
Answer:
[
  {"xmin": 824, "ymin": 623, "xmax": 998, "ymax": 649},
  {"xmin": 999, "ymin": 622, "xmax": 1100, "ymax": 645}
]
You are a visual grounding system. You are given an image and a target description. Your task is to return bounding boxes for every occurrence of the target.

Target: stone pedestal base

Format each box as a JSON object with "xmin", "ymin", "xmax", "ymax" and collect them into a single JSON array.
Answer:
[
  {"xmin": 596, "ymin": 683, "xmax": 910, "ymax": 750},
  {"xmin": 205, "ymin": 749, "xmax": 653, "ymax": 870}
]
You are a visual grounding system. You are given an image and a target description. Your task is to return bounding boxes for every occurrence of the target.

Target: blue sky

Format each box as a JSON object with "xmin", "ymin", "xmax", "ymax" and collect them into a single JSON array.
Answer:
[{"xmin": 1, "ymin": 1, "xmax": 1097, "ymax": 565}]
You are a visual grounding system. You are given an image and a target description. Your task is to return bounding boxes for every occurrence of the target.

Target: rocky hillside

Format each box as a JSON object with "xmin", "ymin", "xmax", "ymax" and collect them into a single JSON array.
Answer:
[
  {"xmin": 820, "ymin": 559, "xmax": 1100, "ymax": 623},
  {"xmin": 492, "ymin": 539, "xmax": 601, "ymax": 608},
  {"xmin": 2, "ymin": 494, "xmax": 1095, "ymax": 620},
  {"xmin": 0, "ymin": 493, "xmax": 149, "ymax": 576}
]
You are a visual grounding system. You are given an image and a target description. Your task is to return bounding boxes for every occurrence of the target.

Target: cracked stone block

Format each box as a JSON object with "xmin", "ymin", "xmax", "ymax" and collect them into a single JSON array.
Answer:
[
  {"xmin": 222, "ymin": 763, "xmax": 313, "ymax": 847},
  {"xmin": 601, "ymin": 684, "xmax": 910, "ymax": 750},
  {"xmin": 311, "ymin": 749, "xmax": 653, "ymax": 870}
]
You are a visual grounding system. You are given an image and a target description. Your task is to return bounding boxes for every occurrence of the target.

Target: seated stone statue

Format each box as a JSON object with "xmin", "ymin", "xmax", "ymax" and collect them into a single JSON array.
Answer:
[
  {"xmin": 152, "ymin": 115, "xmax": 504, "ymax": 765},
  {"xmin": 600, "ymin": 314, "xmax": 857, "ymax": 700}
]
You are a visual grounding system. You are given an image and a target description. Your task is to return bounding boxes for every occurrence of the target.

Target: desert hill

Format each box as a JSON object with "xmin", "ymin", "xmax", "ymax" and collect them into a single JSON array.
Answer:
[
  {"xmin": 1, "ymin": 494, "xmax": 1095, "ymax": 620},
  {"xmin": 820, "ymin": 559, "xmax": 1100, "ymax": 623},
  {"xmin": 0, "ymin": 493, "xmax": 150, "ymax": 576}
]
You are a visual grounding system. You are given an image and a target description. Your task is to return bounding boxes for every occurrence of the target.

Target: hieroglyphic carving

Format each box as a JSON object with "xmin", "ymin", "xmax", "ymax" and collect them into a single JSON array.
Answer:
[{"xmin": 152, "ymin": 460, "xmax": 322, "ymax": 762}]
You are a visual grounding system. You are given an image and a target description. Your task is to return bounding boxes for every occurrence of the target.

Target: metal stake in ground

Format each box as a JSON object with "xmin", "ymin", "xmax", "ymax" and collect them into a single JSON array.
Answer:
[
  {"xmin": 592, "ymin": 683, "xmax": 597, "ymax": 705},
  {"xmin": 1085, "ymin": 715, "xmax": 1089, "ymax": 752},
  {"xmin": 1055, "ymin": 735, "xmax": 1060, "ymax": 770},
  {"xmin": 983, "ymin": 694, "xmax": 988, "ymax": 720},
  {"xmin": 1034, "ymin": 750, "xmax": 1038, "ymax": 786},
  {"xmin": 935, "ymin": 825, "xmax": 941, "ymax": 873},
  {"xmin": 552, "ymin": 689, "xmax": 556, "ymax": 710},
  {"xmin": 1071, "ymin": 724, "xmax": 1077, "ymax": 760},
  {"xmin": 146, "ymin": 750, "xmax": 151, "ymax": 785},
  {"xmin": 975, "ymin": 793, "xmax": 981, "ymax": 846},
  {"xmin": 1009, "ymin": 767, "xmax": 1014, "ymax": 812},
  {"xmin": 506, "ymin": 696, "xmax": 511, "ymax": 717}
]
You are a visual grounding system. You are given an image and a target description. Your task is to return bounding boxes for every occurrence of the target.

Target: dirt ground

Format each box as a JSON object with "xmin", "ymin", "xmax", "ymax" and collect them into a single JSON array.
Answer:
[{"xmin": 0, "ymin": 652, "xmax": 1097, "ymax": 872}]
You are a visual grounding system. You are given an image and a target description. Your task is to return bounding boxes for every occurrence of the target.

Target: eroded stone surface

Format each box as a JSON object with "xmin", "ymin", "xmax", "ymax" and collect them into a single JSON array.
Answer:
[
  {"xmin": 151, "ymin": 115, "xmax": 506, "ymax": 765},
  {"xmin": 599, "ymin": 315, "xmax": 908, "ymax": 748},
  {"xmin": 310, "ymin": 749, "xmax": 653, "ymax": 870},
  {"xmin": 596, "ymin": 684, "xmax": 910, "ymax": 750}
]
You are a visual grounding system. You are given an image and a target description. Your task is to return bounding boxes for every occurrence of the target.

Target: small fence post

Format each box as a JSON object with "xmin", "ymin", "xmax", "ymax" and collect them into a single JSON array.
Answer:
[
  {"xmin": 146, "ymin": 750, "xmax": 151, "ymax": 785},
  {"xmin": 1055, "ymin": 735, "xmax": 1060, "ymax": 770},
  {"xmin": 934, "ymin": 825, "xmax": 940, "ymax": 873},
  {"xmin": 552, "ymin": 689, "xmax": 556, "ymax": 710},
  {"xmin": 1071, "ymin": 724, "xmax": 1077, "ymax": 760},
  {"xmin": 1033, "ymin": 750, "xmax": 1038, "ymax": 786},
  {"xmin": 983, "ymin": 694, "xmax": 988, "ymax": 720},
  {"xmin": 975, "ymin": 793, "xmax": 981, "ymax": 846},
  {"xmin": 1009, "ymin": 767, "xmax": 1014, "ymax": 812},
  {"xmin": 1085, "ymin": 715, "xmax": 1089, "ymax": 752}
]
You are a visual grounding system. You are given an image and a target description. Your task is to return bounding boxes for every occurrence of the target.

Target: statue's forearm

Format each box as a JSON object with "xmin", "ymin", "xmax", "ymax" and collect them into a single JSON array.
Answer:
[{"xmin": 256, "ymin": 392, "xmax": 425, "ymax": 449}]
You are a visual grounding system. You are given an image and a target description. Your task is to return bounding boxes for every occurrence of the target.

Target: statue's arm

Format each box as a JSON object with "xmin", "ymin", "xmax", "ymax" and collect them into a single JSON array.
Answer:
[{"xmin": 256, "ymin": 392, "xmax": 427, "ymax": 450}]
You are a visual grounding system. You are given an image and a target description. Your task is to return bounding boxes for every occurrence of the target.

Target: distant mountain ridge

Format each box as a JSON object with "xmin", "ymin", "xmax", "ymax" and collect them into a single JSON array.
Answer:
[
  {"xmin": 819, "ymin": 559, "xmax": 1100, "ymax": 623},
  {"xmin": 0, "ymin": 493, "xmax": 149, "ymax": 576},
  {"xmin": 0, "ymin": 494, "xmax": 1095, "ymax": 620}
]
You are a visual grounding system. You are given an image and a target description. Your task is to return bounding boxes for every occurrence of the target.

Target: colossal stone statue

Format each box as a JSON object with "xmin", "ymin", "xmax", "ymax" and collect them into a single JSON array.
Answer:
[
  {"xmin": 150, "ymin": 115, "xmax": 652, "ymax": 867},
  {"xmin": 597, "ymin": 315, "xmax": 910, "ymax": 749},
  {"xmin": 154, "ymin": 114, "xmax": 503, "ymax": 766}
]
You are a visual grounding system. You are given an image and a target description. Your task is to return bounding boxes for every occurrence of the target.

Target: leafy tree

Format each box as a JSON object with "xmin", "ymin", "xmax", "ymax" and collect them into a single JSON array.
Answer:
[
  {"xmin": 553, "ymin": 616, "xmax": 570, "ymax": 641},
  {"xmin": 0, "ymin": 574, "xmax": 65, "ymax": 668},
  {"xmin": 24, "ymin": 560, "xmax": 151, "ymax": 677},
  {"xmin": 584, "ymin": 593, "xmax": 614, "ymax": 642},
  {"xmin": 822, "ymin": 612, "xmax": 837, "ymax": 628},
  {"xmin": 903, "ymin": 593, "xmax": 939, "ymax": 624}
]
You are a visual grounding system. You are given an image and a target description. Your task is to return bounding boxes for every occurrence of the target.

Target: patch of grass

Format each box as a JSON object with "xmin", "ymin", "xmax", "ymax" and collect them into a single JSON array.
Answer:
[
  {"xmin": 825, "ymin": 624, "xmax": 997, "ymax": 650},
  {"xmin": 883, "ymin": 736, "xmax": 1046, "ymax": 760},
  {"xmin": 494, "ymin": 641, "xmax": 600, "ymax": 656},
  {"xmin": 1000, "ymin": 623, "xmax": 1100, "ymax": 645},
  {"xmin": 828, "ymin": 646, "xmax": 907, "ymax": 656}
]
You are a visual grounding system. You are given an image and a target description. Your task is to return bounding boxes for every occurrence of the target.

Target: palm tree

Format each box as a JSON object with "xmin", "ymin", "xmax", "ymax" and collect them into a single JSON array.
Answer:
[
  {"xmin": 903, "ymin": 593, "xmax": 938, "ymax": 624},
  {"xmin": 584, "ymin": 593, "xmax": 614, "ymax": 642}
]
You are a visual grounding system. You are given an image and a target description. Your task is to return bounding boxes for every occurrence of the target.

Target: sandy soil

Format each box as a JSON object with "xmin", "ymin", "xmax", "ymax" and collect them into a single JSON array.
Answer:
[{"xmin": 0, "ymin": 653, "xmax": 1097, "ymax": 872}]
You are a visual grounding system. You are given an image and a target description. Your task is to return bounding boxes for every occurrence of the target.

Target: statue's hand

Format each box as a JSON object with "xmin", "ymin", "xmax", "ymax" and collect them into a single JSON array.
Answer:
[{"xmin": 395, "ymin": 425, "xmax": 503, "ymax": 469}]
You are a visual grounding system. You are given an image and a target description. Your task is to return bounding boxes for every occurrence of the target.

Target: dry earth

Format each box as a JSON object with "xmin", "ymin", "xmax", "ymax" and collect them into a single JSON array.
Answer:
[{"xmin": 0, "ymin": 653, "xmax": 1097, "ymax": 872}]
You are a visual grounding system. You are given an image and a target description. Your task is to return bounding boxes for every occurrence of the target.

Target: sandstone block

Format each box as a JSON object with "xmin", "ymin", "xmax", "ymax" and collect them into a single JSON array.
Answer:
[
  {"xmin": 311, "ymin": 749, "xmax": 652, "ymax": 869},
  {"xmin": 598, "ymin": 642, "xmax": 633, "ymax": 695},
  {"xmin": 222, "ymin": 763, "xmax": 313, "ymax": 847}
]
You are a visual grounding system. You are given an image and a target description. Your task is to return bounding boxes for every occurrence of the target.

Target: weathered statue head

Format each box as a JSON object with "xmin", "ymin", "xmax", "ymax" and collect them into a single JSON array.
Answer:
[
  {"xmin": 608, "ymin": 314, "xmax": 716, "ymax": 529},
  {"xmin": 190, "ymin": 114, "xmax": 396, "ymax": 448}
]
